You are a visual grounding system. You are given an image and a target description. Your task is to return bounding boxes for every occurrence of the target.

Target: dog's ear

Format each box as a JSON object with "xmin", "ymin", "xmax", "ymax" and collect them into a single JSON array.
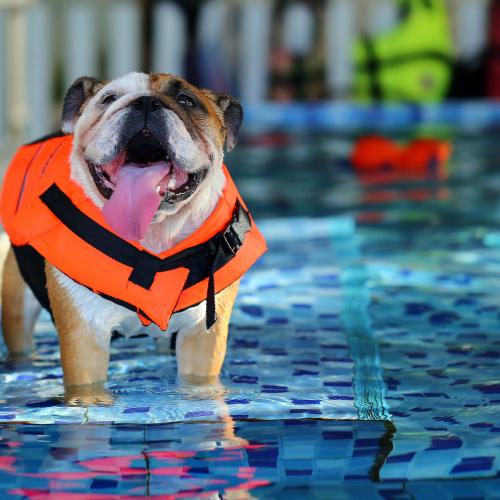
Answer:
[
  {"xmin": 212, "ymin": 94, "xmax": 243, "ymax": 152},
  {"xmin": 61, "ymin": 76, "xmax": 104, "ymax": 134}
]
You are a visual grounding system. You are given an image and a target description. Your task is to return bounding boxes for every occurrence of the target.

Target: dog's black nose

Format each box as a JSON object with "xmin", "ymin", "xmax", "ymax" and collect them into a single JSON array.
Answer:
[{"xmin": 130, "ymin": 96, "xmax": 162, "ymax": 112}]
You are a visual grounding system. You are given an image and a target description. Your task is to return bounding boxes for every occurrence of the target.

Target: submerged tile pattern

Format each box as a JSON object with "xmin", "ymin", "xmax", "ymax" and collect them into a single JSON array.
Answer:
[
  {"xmin": 1, "ymin": 132, "xmax": 500, "ymax": 495},
  {"xmin": 0, "ymin": 217, "xmax": 364, "ymax": 424},
  {"xmin": 0, "ymin": 421, "xmax": 499, "ymax": 498},
  {"xmin": 0, "ymin": 421, "xmax": 392, "ymax": 498},
  {"xmin": 0, "ymin": 213, "xmax": 499, "ymax": 486},
  {"xmin": 0, "ymin": 215, "xmax": 398, "ymax": 425}
]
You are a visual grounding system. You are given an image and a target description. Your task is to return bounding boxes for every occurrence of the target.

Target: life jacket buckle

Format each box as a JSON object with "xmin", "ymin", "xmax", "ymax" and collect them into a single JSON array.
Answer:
[{"xmin": 222, "ymin": 226, "xmax": 241, "ymax": 255}]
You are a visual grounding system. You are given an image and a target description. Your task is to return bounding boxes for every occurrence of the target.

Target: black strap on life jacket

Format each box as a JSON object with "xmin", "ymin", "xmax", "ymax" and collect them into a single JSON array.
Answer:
[
  {"xmin": 24, "ymin": 130, "xmax": 66, "ymax": 146},
  {"xmin": 11, "ymin": 244, "xmax": 160, "ymax": 324},
  {"xmin": 22, "ymin": 182, "xmax": 251, "ymax": 330}
]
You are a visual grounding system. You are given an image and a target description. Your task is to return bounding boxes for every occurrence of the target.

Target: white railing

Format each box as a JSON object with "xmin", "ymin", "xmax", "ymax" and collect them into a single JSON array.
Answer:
[{"xmin": 0, "ymin": 0, "xmax": 492, "ymax": 146}]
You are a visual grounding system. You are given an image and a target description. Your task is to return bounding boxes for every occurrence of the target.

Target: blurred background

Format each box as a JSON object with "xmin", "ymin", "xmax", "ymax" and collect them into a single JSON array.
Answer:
[{"xmin": 1, "ymin": 0, "xmax": 500, "ymax": 147}]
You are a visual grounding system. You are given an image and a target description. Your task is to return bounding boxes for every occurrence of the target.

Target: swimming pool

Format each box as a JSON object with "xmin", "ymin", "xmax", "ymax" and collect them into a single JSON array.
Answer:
[{"xmin": 0, "ymin": 130, "xmax": 499, "ymax": 498}]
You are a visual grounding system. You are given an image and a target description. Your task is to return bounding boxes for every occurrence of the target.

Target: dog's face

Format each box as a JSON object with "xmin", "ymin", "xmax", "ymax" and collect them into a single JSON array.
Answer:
[{"xmin": 61, "ymin": 72, "xmax": 243, "ymax": 241}]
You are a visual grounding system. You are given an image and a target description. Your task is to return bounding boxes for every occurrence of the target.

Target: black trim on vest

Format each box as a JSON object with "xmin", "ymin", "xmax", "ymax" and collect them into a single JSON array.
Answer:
[
  {"xmin": 39, "ymin": 182, "xmax": 251, "ymax": 328},
  {"xmin": 12, "ymin": 244, "xmax": 51, "ymax": 313},
  {"xmin": 24, "ymin": 131, "xmax": 67, "ymax": 146},
  {"xmin": 362, "ymin": 36, "xmax": 382, "ymax": 101},
  {"xmin": 356, "ymin": 50, "xmax": 453, "ymax": 72},
  {"xmin": 94, "ymin": 289, "xmax": 154, "ymax": 323},
  {"xmin": 11, "ymin": 244, "xmax": 155, "ymax": 323}
]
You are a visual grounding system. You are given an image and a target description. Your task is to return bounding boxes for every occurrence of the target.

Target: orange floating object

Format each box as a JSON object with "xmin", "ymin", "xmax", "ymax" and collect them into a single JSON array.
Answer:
[
  {"xmin": 350, "ymin": 135, "xmax": 452, "ymax": 178},
  {"xmin": 350, "ymin": 136, "xmax": 401, "ymax": 172}
]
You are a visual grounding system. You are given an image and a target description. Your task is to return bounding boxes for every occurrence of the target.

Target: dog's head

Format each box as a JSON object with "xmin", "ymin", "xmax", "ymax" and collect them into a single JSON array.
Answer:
[{"xmin": 62, "ymin": 72, "xmax": 243, "ymax": 241}]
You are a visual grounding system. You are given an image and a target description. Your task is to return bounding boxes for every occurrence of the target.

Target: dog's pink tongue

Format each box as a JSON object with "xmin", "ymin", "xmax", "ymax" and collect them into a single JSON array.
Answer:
[{"xmin": 102, "ymin": 163, "xmax": 169, "ymax": 241}]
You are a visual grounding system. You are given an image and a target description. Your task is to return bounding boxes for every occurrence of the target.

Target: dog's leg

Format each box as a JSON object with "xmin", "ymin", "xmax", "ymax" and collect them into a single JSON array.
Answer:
[
  {"xmin": 46, "ymin": 263, "xmax": 111, "ymax": 390},
  {"xmin": 176, "ymin": 281, "xmax": 247, "ymax": 448},
  {"xmin": 1, "ymin": 247, "xmax": 41, "ymax": 356},
  {"xmin": 176, "ymin": 280, "xmax": 239, "ymax": 379}
]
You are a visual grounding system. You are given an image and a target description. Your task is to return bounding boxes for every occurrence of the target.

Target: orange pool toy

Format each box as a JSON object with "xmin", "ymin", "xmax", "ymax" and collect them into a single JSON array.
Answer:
[{"xmin": 350, "ymin": 135, "xmax": 452, "ymax": 178}]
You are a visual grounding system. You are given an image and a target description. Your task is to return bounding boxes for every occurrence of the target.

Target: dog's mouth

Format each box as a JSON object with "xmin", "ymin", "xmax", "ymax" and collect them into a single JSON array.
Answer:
[
  {"xmin": 88, "ymin": 135, "xmax": 208, "ymax": 203},
  {"xmin": 86, "ymin": 135, "xmax": 209, "ymax": 241}
]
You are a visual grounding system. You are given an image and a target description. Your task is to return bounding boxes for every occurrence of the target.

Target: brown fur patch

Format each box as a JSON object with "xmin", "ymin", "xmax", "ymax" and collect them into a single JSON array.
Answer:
[
  {"xmin": 46, "ymin": 263, "xmax": 111, "ymax": 387},
  {"xmin": 148, "ymin": 73, "xmax": 226, "ymax": 150},
  {"xmin": 176, "ymin": 280, "xmax": 240, "ymax": 378},
  {"xmin": 1, "ymin": 247, "xmax": 40, "ymax": 354}
]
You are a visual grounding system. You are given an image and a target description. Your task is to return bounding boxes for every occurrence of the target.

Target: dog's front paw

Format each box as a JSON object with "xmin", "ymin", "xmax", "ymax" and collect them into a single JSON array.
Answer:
[{"xmin": 64, "ymin": 383, "xmax": 115, "ymax": 407}]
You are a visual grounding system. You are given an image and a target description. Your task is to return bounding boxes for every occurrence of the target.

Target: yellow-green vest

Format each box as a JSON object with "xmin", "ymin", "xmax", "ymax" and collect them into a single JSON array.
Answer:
[{"xmin": 354, "ymin": 0, "xmax": 453, "ymax": 103}]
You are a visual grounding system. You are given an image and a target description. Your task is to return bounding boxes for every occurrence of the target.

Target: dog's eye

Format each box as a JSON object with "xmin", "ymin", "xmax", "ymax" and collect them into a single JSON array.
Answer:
[
  {"xmin": 102, "ymin": 94, "xmax": 118, "ymax": 105},
  {"xmin": 177, "ymin": 94, "xmax": 195, "ymax": 107}
]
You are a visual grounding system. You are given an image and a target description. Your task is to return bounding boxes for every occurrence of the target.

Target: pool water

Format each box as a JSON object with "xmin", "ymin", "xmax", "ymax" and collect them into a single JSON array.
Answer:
[{"xmin": 0, "ymin": 131, "xmax": 499, "ymax": 498}]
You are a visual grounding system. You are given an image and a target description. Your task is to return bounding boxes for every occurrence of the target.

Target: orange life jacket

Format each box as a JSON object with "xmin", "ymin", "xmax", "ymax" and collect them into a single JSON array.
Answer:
[{"xmin": 0, "ymin": 133, "xmax": 267, "ymax": 331}]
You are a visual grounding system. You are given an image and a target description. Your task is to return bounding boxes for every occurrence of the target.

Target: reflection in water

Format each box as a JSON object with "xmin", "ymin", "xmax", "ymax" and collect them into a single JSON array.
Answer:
[
  {"xmin": 0, "ymin": 420, "xmax": 397, "ymax": 498},
  {"xmin": 1, "ymin": 419, "xmax": 498, "ymax": 498}
]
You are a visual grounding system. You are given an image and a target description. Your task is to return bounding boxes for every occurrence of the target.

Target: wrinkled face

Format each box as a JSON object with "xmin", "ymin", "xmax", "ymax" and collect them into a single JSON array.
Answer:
[{"xmin": 62, "ymin": 72, "xmax": 242, "ymax": 240}]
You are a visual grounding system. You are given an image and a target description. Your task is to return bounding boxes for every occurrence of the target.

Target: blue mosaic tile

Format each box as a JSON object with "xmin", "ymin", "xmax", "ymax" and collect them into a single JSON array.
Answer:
[{"xmin": 1, "ymin": 132, "xmax": 500, "ymax": 493}]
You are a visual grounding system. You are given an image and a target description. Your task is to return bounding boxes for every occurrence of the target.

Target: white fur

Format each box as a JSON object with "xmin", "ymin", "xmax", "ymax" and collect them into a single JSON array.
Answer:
[
  {"xmin": 69, "ymin": 71, "xmax": 226, "ymax": 253},
  {"xmin": 55, "ymin": 71, "xmax": 228, "ymax": 344},
  {"xmin": 52, "ymin": 268, "xmax": 206, "ymax": 349},
  {"xmin": 0, "ymin": 233, "xmax": 10, "ymax": 292}
]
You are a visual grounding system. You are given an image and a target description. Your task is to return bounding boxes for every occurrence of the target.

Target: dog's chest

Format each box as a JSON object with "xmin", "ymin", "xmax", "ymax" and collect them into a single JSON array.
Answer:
[{"xmin": 53, "ymin": 268, "xmax": 206, "ymax": 343}]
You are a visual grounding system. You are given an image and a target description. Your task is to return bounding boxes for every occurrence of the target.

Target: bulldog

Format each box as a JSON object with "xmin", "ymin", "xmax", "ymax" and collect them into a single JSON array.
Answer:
[{"xmin": 0, "ymin": 72, "xmax": 265, "ymax": 399}]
